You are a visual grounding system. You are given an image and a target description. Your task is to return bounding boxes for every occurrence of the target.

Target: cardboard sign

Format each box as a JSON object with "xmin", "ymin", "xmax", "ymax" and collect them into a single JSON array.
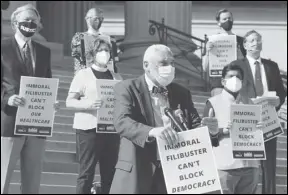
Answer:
[
  {"xmin": 252, "ymin": 96, "xmax": 284, "ymax": 141},
  {"xmin": 208, "ymin": 34, "xmax": 237, "ymax": 77},
  {"xmin": 14, "ymin": 76, "xmax": 59, "ymax": 137},
  {"xmin": 96, "ymin": 79, "xmax": 120, "ymax": 133},
  {"xmin": 230, "ymin": 104, "xmax": 266, "ymax": 160},
  {"xmin": 157, "ymin": 126, "xmax": 222, "ymax": 194}
]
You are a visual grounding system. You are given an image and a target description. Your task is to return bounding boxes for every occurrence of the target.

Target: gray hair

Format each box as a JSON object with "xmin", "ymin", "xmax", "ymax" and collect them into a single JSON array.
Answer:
[
  {"xmin": 85, "ymin": 7, "xmax": 104, "ymax": 20},
  {"xmin": 10, "ymin": 4, "xmax": 42, "ymax": 32},
  {"xmin": 243, "ymin": 30, "xmax": 262, "ymax": 44},
  {"xmin": 143, "ymin": 44, "xmax": 173, "ymax": 62}
]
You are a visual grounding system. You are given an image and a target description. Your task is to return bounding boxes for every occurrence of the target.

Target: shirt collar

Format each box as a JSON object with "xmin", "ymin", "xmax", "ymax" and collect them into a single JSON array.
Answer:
[
  {"xmin": 144, "ymin": 74, "xmax": 156, "ymax": 91},
  {"xmin": 246, "ymin": 55, "xmax": 262, "ymax": 66},
  {"xmin": 14, "ymin": 33, "xmax": 31, "ymax": 49}
]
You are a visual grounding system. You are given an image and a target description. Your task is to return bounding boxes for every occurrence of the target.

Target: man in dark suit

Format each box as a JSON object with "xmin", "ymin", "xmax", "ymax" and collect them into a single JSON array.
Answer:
[
  {"xmin": 203, "ymin": 9, "xmax": 246, "ymax": 97},
  {"xmin": 232, "ymin": 30, "xmax": 286, "ymax": 194},
  {"xmin": 1, "ymin": 4, "xmax": 58, "ymax": 194},
  {"xmin": 110, "ymin": 44, "xmax": 219, "ymax": 194}
]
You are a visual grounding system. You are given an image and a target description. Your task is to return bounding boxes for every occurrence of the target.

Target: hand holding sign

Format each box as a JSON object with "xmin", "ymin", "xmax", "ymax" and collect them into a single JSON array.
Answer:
[
  {"xmin": 266, "ymin": 96, "xmax": 280, "ymax": 108},
  {"xmin": 201, "ymin": 108, "xmax": 219, "ymax": 136},
  {"xmin": 53, "ymin": 100, "xmax": 61, "ymax": 112},
  {"xmin": 149, "ymin": 125, "xmax": 179, "ymax": 146},
  {"xmin": 206, "ymin": 41, "xmax": 215, "ymax": 52},
  {"xmin": 88, "ymin": 99, "xmax": 103, "ymax": 110},
  {"xmin": 8, "ymin": 95, "xmax": 26, "ymax": 107}
]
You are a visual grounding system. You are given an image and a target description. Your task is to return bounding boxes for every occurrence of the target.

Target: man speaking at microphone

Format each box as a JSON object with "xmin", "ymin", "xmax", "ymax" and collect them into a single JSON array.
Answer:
[{"xmin": 110, "ymin": 44, "xmax": 219, "ymax": 194}]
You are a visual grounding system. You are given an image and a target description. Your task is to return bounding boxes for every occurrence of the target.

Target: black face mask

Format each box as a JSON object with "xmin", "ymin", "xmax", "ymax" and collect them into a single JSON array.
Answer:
[
  {"xmin": 18, "ymin": 21, "xmax": 37, "ymax": 37},
  {"xmin": 220, "ymin": 20, "xmax": 233, "ymax": 32}
]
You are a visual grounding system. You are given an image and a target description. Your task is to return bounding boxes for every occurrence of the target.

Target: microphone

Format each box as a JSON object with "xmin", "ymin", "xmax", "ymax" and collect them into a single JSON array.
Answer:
[
  {"xmin": 174, "ymin": 109, "xmax": 189, "ymax": 130},
  {"xmin": 164, "ymin": 108, "xmax": 185, "ymax": 132}
]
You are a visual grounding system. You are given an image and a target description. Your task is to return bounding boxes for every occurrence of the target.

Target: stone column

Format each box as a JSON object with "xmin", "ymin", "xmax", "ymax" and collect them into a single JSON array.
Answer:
[
  {"xmin": 2, "ymin": 1, "xmax": 47, "ymax": 41},
  {"xmin": 119, "ymin": 1, "xmax": 201, "ymax": 80}
]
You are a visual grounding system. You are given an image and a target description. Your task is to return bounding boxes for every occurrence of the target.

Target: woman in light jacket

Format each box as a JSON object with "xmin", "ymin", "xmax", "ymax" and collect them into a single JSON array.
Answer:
[{"xmin": 66, "ymin": 38, "xmax": 122, "ymax": 194}]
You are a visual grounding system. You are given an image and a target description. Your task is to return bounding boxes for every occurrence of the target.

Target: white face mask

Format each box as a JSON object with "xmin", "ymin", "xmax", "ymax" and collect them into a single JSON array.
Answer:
[
  {"xmin": 224, "ymin": 76, "xmax": 242, "ymax": 93},
  {"xmin": 155, "ymin": 65, "xmax": 175, "ymax": 87},
  {"xmin": 95, "ymin": 51, "xmax": 110, "ymax": 66}
]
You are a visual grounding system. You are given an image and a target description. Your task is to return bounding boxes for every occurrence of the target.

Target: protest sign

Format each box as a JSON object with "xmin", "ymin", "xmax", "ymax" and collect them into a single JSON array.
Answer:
[
  {"xmin": 208, "ymin": 34, "xmax": 237, "ymax": 77},
  {"xmin": 83, "ymin": 34, "xmax": 115, "ymax": 72},
  {"xmin": 96, "ymin": 79, "xmax": 120, "ymax": 133},
  {"xmin": 157, "ymin": 126, "xmax": 222, "ymax": 194},
  {"xmin": 14, "ymin": 76, "xmax": 59, "ymax": 137},
  {"xmin": 252, "ymin": 96, "xmax": 284, "ymax": 141},
  {"xmin": 230, "ymin": 104, "xmax": 266, "ymax": 160}
]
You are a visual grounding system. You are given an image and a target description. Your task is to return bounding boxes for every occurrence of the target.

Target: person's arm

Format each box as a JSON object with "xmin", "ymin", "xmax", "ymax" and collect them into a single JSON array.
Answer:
[
  {"xmin": 203, "ymin": 100, "xmax": 219, "ymax": 147},
  {"xmin": 71, "ymin": 33, "xmax": 85, "ymax": 74},
  {"xmin": 273, "ymin": 63, "xmax": 287, "ymax": 111},
  {"xmin": 66, "ymin": 71, "xmax": 97, "ymax": 111},
  {"xmin": 113, "ymin": 82, "xmax": 153, "ymax": 148}
]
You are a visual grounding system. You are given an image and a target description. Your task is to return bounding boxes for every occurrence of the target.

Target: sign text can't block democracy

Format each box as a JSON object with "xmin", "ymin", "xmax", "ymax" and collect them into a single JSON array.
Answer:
[
  {"xmin": 252, "ymin": 96, "xmax": 284, "ymax": 141},
  {"xmin": 230, "ymin": 104, "xmax": 266, "ymax": 160},
  {"xmin": 208, "ymin": 34, "xmax": 237, "ymax": 77},
  {"xmin": 96, "ymin": 79, "xmax": 120, "ymax": 133},
  {"xmin": 14, "ymin": 76, "xmax": 59, "ymax": 137},
  {"xmin": 157, "ymin": 126, "xmax": 222, "ymax": 194}
]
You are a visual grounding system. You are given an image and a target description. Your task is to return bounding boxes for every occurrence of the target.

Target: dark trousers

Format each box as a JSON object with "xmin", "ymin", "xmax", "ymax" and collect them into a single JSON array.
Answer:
[
  {"xmin": 75, "ymin": 129, "xmax": 120, "ymax": 194},
  {"xmin": 150, "ymin": 167, "xmax": 167, "ymax": 194},
  {"xmin": 261, "ymin": 138, "xmax": 277, "ymax": 194}
]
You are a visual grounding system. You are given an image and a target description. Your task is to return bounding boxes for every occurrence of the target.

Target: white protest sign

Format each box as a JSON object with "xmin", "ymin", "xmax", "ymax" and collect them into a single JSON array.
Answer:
[
  {"xmin": 230, "ymin": 104, "xmax": 266, "ymax": 160},
  {"xmin": 96, "ymin": 79, "xmax": 120, "ymax": 133},
  {"xmin": 14, "ymin": 76, "xmax": 59, "ymax": 137},
  {"xmin": 208, "ymin": 34, "xmax": 237, "ymax": 77},
  {"xmin": 252, "ymin": 96, "xmax": 284, "ymax": 141},
  {"xmin": 157, "ymin": 126, "xmax": 222, "ymax": 194}
]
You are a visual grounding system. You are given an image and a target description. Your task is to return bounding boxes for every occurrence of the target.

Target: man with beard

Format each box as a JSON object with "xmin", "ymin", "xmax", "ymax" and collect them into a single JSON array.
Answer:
[
  {"xmin": 203, "ymin": 9, "xmax": 246, "ymax": 96},
  {"xmin": 71, "ymin": 7, "xmax": 118, "ymax": 74}
]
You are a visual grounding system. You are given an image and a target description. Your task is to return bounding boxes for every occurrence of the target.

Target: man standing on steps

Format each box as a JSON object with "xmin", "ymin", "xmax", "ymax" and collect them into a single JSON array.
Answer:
[
  {"xmin": 110, "ymin": 44, "xmax": 219, "ymax": 194},
  {"xmin": 203, "ymin": 8, "xmax": 246, "ymax": 97},
  {"xmin": 231, "ymin": 30, "xmax": 286, "ymax": 194},
  {"xmin": 71, "ymin": 7, "xmax": 119, "ymax": 75},
  {"xmin": 1, "ymin": 4, "xmax": 59, "ymax": 194}
]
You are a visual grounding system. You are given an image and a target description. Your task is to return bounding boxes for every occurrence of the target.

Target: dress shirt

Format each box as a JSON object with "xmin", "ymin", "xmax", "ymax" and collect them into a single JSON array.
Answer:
[
  {"xmin": 246, "ymin": 55, "xmax": 269, "ymax": 95},
  {"xmin": 14, "ymin": 33, "xmax": 36, "ymax": 74},
  {"xmin": 144, "ymin": 74, "xmax": 171, "ymax": 127}
]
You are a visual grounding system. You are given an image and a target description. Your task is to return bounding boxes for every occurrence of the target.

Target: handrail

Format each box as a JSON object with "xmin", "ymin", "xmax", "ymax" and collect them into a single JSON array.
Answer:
[{"xmin": 148, "ymin": 18, "xmax": 209, "ymax": 90}]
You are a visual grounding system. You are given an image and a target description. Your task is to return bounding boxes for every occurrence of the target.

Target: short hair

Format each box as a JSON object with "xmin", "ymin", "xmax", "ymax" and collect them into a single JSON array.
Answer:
[
  {"xmin": 143, "ymin": 44, "xmax": 173, "ymax": 62},
  {"xmin": 222, "ymin": 63, "xmax": 244, "ymax": 79},
  {"xmin": 243, "ymin": 30, "xmax": 262, "ymax": 44},
  {"xmin": 215, "ymin": 9, "xmax": 233, "ymax": 21},
  {"xmin": 10, "ymin": 4, "xmax": 42, "ymax": 32},
  {"xmin": 85, "ymin": 8, "xmax": 104, "ymax": 20},
  {"xmin": 86, "ymin": 38, "xmax": 112, "ymax": 64}
]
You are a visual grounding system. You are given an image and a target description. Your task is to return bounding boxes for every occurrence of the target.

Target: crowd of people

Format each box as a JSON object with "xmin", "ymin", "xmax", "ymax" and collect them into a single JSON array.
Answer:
[{"xmin": 1, "ymin": 3, "xmax": 286, "ymax": 195}]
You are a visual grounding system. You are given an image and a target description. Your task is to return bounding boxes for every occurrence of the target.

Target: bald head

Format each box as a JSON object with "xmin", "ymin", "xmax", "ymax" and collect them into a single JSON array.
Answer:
[{"xmin": 143, "ymin": 44, "xmax": 174, "ymax": 65}]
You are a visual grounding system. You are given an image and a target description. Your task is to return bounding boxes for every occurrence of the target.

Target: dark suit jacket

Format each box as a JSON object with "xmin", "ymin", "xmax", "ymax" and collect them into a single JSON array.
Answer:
[
  {"xmin": 1, "ymin": 37, "xmax": 52, "ymax": 137},
  {"xmin": 110, "ymin": 75, "xmax": 203, "ymax": 194},
  {"xmin": 232, "ymin": 57, "xmax": 286, "ymax": 111}
]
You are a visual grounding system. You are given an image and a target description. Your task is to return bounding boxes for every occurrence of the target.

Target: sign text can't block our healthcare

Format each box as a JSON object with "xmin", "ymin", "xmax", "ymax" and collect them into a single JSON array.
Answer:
[
  {"xmin": 96, "ymin": 79, "xmax": 120, "ymax": 133},
  {"xmin": 157, "ymin": 126, "xmax": 222, "ymax": 194},
  {"xmin": 208, "ymin": 34, "xmax": 237, "ymax": 77},
  {"xmin": 230, "ymin": 104, "xmax": 266, "ymax": 160},
  {"xmin": 14, "ymin": 76, "xmax": 59, "ymax": 137}
]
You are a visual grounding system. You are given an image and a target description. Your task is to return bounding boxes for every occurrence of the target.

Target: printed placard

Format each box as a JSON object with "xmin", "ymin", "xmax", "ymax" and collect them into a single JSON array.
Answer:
[
  {"xmin": 96, "ymin": 79, "xmax": 120, "ymax": 133},
  {"xmin": 14, "ymin": 76, "xmax": 59, "ymax": 137},
  {"xmin": 208, "ymin": 34, "xmax": 237, "ymax": 77},
  {"xmin": 157, "ymin": 126, "xmax": 222, "ymax": 194},
  {"xmin": 230, "ymin": 104, "xmax": 266, "ymax": 160},
  {"xmin": 252, "ymin": 96, "xmax": 284, "ymax": 141}
]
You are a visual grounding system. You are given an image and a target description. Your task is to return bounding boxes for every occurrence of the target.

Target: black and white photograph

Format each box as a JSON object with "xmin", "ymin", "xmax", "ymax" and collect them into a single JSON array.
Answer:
[{"xmin": 1, "ymin": 1, "xmax": 287, "ymax": 194}]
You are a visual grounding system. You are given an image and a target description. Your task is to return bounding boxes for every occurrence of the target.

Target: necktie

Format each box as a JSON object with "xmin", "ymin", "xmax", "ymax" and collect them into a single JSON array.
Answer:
[
  {"xmin": 23, "ymin": 42, "xmax": 34, "ymax": 76},
  {"xmin": 254, "ymin": 61, "xmax": 264, "ymax": 96}
]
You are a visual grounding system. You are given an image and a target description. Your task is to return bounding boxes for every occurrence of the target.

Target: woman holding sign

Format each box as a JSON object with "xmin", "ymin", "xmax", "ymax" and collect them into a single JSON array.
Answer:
[{"xmin": 66, "ymin": 38, "xmax": 122, "ymax": 194}]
